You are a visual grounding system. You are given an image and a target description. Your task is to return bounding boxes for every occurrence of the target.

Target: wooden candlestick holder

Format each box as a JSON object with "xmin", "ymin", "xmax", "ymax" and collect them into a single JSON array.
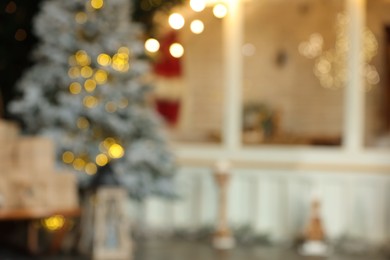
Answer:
[
  {"xmin": 212, "ymin": 166, "xmax": 235, "ymax": 250},
  {"xmin": 299, "ymin": 197, "xmax": 331, "ymax": 256}
]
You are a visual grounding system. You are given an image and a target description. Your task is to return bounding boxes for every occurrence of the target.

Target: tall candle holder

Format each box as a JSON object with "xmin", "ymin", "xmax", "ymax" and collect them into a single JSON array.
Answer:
[{"xmin": 212, "ymin": 160, "xmax": 235, "ymax": 250}]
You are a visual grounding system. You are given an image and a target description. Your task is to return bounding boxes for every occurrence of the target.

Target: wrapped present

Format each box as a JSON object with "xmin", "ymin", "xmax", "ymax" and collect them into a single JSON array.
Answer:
[
  {"xmin": 0, "ymin": 120, "xmax": 19, "ymax": 141},
  {"xmin": 0, "ymin": 153, "xmax": 15, "ymax": 173},
  {"xmin": 8, "ymin": 171, "xmax": 49, "ymax": 209},
  {"xmin": 0, "ymin": 175, "xmax": 16, "ymax": 209},
  {"xmin": 14, "ymin": 137, "xmax": 55, "ymax": 176},
  {"xmin": 47, "ymin": 171, "xmax": 79, "ymax": 210},
  {"xmin": 0, "ymin": 121, "xmax": 19, "ymax": 169}
]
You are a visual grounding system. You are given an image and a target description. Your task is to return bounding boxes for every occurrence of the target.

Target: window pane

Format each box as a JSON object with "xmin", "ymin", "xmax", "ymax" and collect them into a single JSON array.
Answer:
[
  {"xmin": 242, "ymin": 0, "xmax": 345, "ymax": 146},
  {"xmin": 365, "ymin": 0, "xmax": 390, "ymax": 148},
  {"xmin": 152, "ymin": 7, "xmax": 224, "ymax": 144}
]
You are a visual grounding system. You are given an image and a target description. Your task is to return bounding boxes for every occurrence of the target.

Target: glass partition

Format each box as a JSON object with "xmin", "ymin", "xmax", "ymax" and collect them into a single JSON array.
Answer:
[
  {"xmin": 241, "ymin": 0, "xmax": 345, "ymax": 146},
  {"xmin": 365, "ymin": 0, "xmax": 390, "ymax": 148},
  {"xmin": 150, "ymin": 5, "xmax": 224, "ymax": 144}
]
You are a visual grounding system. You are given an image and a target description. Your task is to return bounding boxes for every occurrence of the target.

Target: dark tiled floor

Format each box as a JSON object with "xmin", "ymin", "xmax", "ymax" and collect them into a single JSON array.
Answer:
[
  {"xmin": 134, "ymin": 240, "xmax": 387, "ymax": 260},
  {"xmin": 0, "ymin": 239, "xmax": 387, "ymax": 260}
]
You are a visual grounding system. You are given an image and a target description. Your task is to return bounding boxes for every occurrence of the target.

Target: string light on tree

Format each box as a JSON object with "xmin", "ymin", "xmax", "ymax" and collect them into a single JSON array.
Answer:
[
  {"xmin": 97, "ymin": 53, "xmax": 111, "ymax": 66},
  {"xmin": 85, "ymin": 162, "xmax": 98, "ymax": 175},
  {"xmin": 62, "ymin": 151, "xmax": 75, "ymax": 164},
  {"xmin": 108, "ymin": 143, "xmax": 125, "ymax": 159},
  {"xmin": 10, "ymin": 0, "xmax": 176, "ymax": 200},
  {"xmin": 90, "ymin": 0, "xmax": 104, "ymax": 10},
  {"xmin": 96, "ymin": 153, "xmax": 109, "ymax": 166},
  {"xmin": 75, "ymin": 12, "xmax": 88, "ymax": 24}
]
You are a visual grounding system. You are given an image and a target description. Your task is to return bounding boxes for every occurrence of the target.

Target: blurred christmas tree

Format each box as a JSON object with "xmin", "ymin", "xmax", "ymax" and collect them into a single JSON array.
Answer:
[{"xmin": 9, "ymin": 0, "xmax": 176, "ymax": 200}]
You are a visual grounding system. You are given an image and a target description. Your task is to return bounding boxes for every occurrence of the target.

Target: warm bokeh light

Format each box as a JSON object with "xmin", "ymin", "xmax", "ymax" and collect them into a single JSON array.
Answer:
[
  {"xmin": 108, "ymin": 144, "xmax": 125, "ymax": 159},
  {"xmin": 68, "ymin": 56, "xmax": 77, "ymax": 66},
  {"xmin": 118, "ymin": 98, "xmax": 128, "ymax": 109},
  {"xmin": 68, "ymin": 67, "xmax": 80, "ymax": 78},
  {"xmin": 85, "ymin": 162, "xmax": 97, "ymax": 175},
  {"xmin": 69, "ymin": 82, "xmax": 82, "ymax": 94},
  {"xmin": 75, "ymin": 50, "xmax": 90, "ymax": 66},
  {"xmin": 190, "ymin": 0, "xmax": 206, "ymax": 12},
  {"xmin": 81, "ymin": 66, "xmax": 93, "ymax": 78},
  {"xmin": 97, "ymin": 53, "xmax": 111, "ymax": 66},
  {"xmin": 169, "ymin": 43, "xmax": 184, "ymax": 58},
  {"xmin": 83, "ymin": 96, "xmax": 98, "ymax": 108},
  {"xmin": 112, "ymin": 53, "xmax": 129, "ymax": 72},
  {"xmin": 84, "ymin": 79, "xmax": 97, "ymax": 92},
  {"xmin": 15, "ymin": 29, "xmax": 27, "ymax": 41},
  {"xmin": 190, "ymin": 20, "xmax": 204, "ymax": 34},
  {"xmin": 213, "ymin": 4, "xmax": 228, "ymax": 18},
  {"xmin": 75, "ymin": 12, "xmax": 88, "ymax": 24},
  {"xmin": 62, "ymin": 151, "xmax": 75, "ymax": 164},
  {"xmin": 103, "ymin": 137, "xmax": 116, "ymax": 149},
  {"xmin": 169, "ymin": 13, "xmax": 185, "ymax": 30},
  {"xmin": 90, "ymin": 0, "xmax": 104, "ymax": 9},
  {"xmin": 42, "ymin": 215, "xmax": 65, "ymax": 231},
  {"xmin": 5, "ymin": 1, "xmax": 17, "ymax": 14},
  {"xmin": 73, "ymin": 158, "xmax": 86, "ymax": 170},
  {"xmin": 105, "ymin": 102, "xmax": 117, "ymax": 113},
  {"xmin": 77, "ymin": 117, "xmax": 89, "ymax": 129},
  {"xmin": 118, "ymin": 46, "xmax": 130, "ymax": 54},
  {"xmin": 94, "ymin": 69, "xmax": 108, "ymax": 84},
  {"xmin": 145, "ymin": 38, "xmax": 160, "ymax": 53},
  {"xmin": 96, "ymin": 153, "xmax": 109, "ymax": 166}
]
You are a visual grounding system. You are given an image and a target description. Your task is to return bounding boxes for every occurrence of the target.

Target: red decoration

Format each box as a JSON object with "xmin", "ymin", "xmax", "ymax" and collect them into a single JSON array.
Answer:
[
  {"xmin": 155, "ymin": 99, "xmax": 181, "ymax": 126},
  {"xmin": 153, "ymin": 31, "xmax": 182, "ymax": 78}
]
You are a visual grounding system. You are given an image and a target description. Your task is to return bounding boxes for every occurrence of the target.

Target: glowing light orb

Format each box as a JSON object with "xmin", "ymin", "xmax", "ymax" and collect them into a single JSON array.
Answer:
[
  {"xmin": 213, "ymin": 4, "xmax": 228, "ymax": 18},
  {"xmin": 75, "ymin": 50, "xmax": 90, "ymax": 66},
  {"xmin": 68, "ymin": 67, "xmax": 80, "ymax": 78},
  {"xmin": 145, "ymin": 38, "xmax": 160, "ymax": 53},
  {"xmin": 62, "ymin": 151, "xmax": 75, "ymax": 164},
  {"xmin": 97, "ymin": 53, "xmax": 111, "ymax": 66},
  {"xmin": 169, "ymin": 13, "xmax": 185, "ymax": 30},
  {"xmin": 75, "ymin": 12, "xmax": 87, "ymax": 24},
  {"xmin": 77, "ymin": 117, "xmax": 89, "ymax": 129},
  {"xmin": 108, "ymin": 144, "xmax": 124, "ymax": 159},
  {"xmin": 91, "ymin": 0, "xmax": 104, "ymax": 9},
  {"xmin": 94, "ymin": 70, "xmax": 108, "ymax": 84},
  {"xmin": 42, "ymin": 215, "xmax": 65, "ymax": 231},
  {"xmin": 83, "ymin": 96, "xmax": 98, "ymax": 108},
  {"xmin": 80, "ymin": 66, "xmax": 93, "ymax": 78},
  {"xmin": 85, "ymin": 163, "xmax": 97, "ymax": 175},
  {"xmin": 169, "ymin": 43, "xmax": 184, "ymax": 58},
  {"xmin": 96, "ymin": 154, "xmax": 108, "ymax": 166},
  {"xmin": 190, "ymin": 20, "xmax": 204, "ymax": 34},
  {"xmin": 190, "ymin": 0, "xmax": 205, "ymax": 12},
  {"xmin": 73, "ymin": 158, "xmax": 86, "ymax": 170},
  {"xmin": 105, "ymin": 102, "xmax": 117, "ymax": 113},
  {"xmin": 84, "ymin": 79, "xmax": 97, "ymax": 92}
]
